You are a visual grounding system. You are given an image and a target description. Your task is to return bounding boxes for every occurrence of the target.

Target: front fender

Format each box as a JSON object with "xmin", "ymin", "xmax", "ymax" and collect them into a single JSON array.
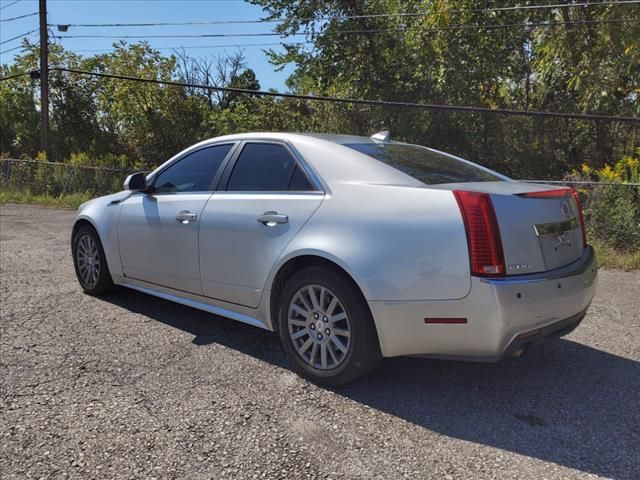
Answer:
[{"xmin": 73, "ymin": 191, "xmax": 129, "ymax": 278}]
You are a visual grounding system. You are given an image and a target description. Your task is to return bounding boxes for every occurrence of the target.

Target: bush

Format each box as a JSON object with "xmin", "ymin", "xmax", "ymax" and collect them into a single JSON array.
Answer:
[
  {"xmin": 570, "ymin": 151, "xmax": 640, "ymax": 254},
  {"xmin": 0, "ymin": 157, "xmax": 132, "ymax": 199}
]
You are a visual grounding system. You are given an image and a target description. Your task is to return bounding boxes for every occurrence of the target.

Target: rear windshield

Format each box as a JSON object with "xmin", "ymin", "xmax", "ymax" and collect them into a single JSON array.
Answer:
[{"xmin": 345, "ymin": 143, "xmax": 502, "ymax": 185}]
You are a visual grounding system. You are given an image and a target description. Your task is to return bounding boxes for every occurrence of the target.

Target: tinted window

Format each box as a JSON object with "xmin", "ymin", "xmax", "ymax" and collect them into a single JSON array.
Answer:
[
  {"xmin": 288, "ymin": 166, "xmax": 314, "ymax": 191},
  {"xmin": 154, "ymin": 144, "xmax": 232, "ymax": 193},
  {"xmin": 345, "ymin": 143, "xmax": 502, "ymax": 185},
  {"xmin": 227, "ymin": 143, "xmax": 300, "ymax": 191}
]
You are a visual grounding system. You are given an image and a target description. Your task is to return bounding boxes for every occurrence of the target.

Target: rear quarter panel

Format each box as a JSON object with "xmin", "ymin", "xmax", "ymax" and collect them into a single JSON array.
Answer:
[{"xmin": 274, "ymin": 183, "xmax": 471, "ymax": 301}]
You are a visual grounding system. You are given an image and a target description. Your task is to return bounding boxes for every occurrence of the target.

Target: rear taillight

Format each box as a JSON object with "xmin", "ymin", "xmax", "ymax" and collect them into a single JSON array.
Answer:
[
  {"xmin": 571, "ymin": 188, "xmax": 588, "ymax": 247},
  {"xmin": 453, "ymin": 190, "xmax": 505, "ymax": 276},
  {"xmin": 518, "ymin": 188, "xmax": 572, "ymax": 199}
]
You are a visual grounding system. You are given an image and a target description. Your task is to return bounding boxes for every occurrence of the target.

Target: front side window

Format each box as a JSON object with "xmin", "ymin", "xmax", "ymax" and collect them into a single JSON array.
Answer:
[
  {"xmin": 227, "ymin": 143, "xmax": 314, "ymax": 191},
  {"xmin": 345, "ymin": 143, "xmax": 502, "ymax": 185},
  {"xmin": 154, "ymin": 144, "xmax": 233, "ymax": 193}
]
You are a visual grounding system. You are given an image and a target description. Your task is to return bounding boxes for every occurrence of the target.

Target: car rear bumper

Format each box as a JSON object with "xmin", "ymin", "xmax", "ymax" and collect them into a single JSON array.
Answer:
[{"xmin": 368, "ymin": 246, "xmax": 597, "ymax": 359}]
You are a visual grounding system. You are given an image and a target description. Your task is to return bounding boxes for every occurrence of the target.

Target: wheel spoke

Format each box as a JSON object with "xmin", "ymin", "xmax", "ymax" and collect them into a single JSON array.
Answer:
[
  {"xmin": 333, "ymin": 328, "xmax": 350, "ymax": 338},
  {"xmin": 331, "ymin": 336, "xmax": 348, "ymax": 354},
  {"xmin": 310, "ymin": 342, "xmax": 318, "ymax": 365},
  {"xmin": 297, "ymin": 337, "xmax": 313, "ymax": 355},
  {"xmin": 327, "ymin": 342, "xmax": 339, "ymax": 364},
  {"xmin": 320, "ymin": 343, "xmax": 328, "ymax": 369},
  {"xmin": 290, "ymin": 303, "xmax": 309, "ymax": 318},
  {"xmin": 331, "ymin": 312, "xmax": 347, "ymax": 323},
  {"xmin": 297, "ymin": 292, "xmax": 312, "ymax": 312},
  {"xmin": 308, "ymin": 286, "xmax": 321, "ymax": 310},
  {"xmin": 291, "ymin": 328, "xmax": 309, "ymax": 340},
  {"xmin": 326, "ymin": 296, "xmax": 338, "ymax": 315},
  {"xmin": 288, "ymin": 318, "xmax": 306, "ymax": 327}
]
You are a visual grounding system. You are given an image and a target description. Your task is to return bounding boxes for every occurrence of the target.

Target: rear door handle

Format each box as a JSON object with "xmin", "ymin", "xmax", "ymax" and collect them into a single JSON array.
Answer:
[
  {"xmin": 176, "ymin": 210, "xmax": 197, "ymax": 224},
  {"xmin": 257, "ymin": 211, "xmax": 288, "ymax": 226}
]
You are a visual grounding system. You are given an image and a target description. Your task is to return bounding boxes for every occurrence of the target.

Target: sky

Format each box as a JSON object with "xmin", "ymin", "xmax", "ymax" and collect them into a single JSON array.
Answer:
[{"xmin": 0, "ymin": 0, "xmax": 295, "ymax": 90}]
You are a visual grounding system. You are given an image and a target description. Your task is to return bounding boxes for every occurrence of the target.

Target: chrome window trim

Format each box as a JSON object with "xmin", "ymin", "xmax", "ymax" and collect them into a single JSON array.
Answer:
[
  {"xmin": 146, "ymin": 141, "xmax": 240, "ymax": 195},
  {"xmin": 209, "ymin": 191, "xmax": 325, "ymax": 196}
]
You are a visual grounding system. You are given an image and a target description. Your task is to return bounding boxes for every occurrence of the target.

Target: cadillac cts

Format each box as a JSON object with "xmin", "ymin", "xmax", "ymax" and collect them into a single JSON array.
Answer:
[{"xmin": 71, "ymin": 132, "xmax": 597, "ymax": 385}]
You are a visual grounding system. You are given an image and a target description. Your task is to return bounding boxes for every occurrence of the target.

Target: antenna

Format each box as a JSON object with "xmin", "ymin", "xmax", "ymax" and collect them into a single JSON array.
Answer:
[{"xmin": 370, "ymin": 130, "xmax": 390, "ymax": 143}]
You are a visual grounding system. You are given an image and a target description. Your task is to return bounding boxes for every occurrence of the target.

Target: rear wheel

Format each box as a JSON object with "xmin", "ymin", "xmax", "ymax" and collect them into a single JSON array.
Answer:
[
  {"xmin": 277, "ymin": 266, "xmax": 381, "ymax": 386},
  {"xmin": 72, "ymin": 224, "xmax": 114, "ymax": 295}
]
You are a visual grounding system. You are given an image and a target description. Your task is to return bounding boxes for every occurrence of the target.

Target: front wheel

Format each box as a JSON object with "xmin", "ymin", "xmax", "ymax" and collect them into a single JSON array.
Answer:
[
  {"xmin": 277, "ymin": 266, "xmax": 381, "ymax": 386},
  {"xmin": 72, "ymin": 224, "xmax": 114, "ymax": 295}
]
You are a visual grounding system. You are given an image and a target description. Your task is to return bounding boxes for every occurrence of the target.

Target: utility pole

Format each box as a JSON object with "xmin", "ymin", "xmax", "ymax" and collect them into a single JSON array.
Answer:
[{"xmin": 39, "ymin": 0, "xmax": 49, "ymax": 159}]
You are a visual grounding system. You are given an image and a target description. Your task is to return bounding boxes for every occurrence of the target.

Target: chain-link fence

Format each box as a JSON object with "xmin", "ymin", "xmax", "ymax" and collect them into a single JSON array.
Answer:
[
  {"xmin": 0, "ymin": 159, "xmax": 135, "ymax": 198},
  {"xmin": 1, "ymin": 157, "xmax": 638, "ymax": 254}
]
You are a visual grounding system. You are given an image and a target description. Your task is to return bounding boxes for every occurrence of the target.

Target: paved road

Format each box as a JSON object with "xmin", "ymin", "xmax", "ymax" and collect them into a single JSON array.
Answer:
[{"xmin": 1, "ymin": 203, "xmax": 639, "ymax": 480}]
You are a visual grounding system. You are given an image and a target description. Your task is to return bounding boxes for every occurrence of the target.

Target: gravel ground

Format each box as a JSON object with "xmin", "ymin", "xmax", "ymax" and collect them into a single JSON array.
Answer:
[{"xmin": 1, "ymin": 203, "xmax": 639, "ymax": 480}]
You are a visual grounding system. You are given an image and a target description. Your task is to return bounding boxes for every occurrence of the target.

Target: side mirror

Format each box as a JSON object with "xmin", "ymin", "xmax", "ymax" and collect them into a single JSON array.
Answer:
[{"xmin": 123, "ymin": 172, "xmax": 147, "ymax": 192}]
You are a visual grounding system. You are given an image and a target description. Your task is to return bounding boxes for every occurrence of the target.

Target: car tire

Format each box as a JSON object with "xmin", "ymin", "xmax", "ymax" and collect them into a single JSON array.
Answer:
[
  {"xmin": 72, "ymin": 224, "xmax": 115, "ymax": 295},
  {"xmin": 277, "ymin": 265, "xmax": 382, "ymax": 386}
]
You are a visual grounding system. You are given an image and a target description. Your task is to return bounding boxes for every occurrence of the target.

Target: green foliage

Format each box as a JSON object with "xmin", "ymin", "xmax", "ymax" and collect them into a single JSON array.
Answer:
[
  {"xmin": 569, "ymin": 152, "xmax": 640, "ymax": 253},
  {"xmin": 0, "ymin": 159, "xmax": 130, "ymax": 198},
  {"xmin": 2, "ymin": 8, "xmax": 640, "ymax": 266},
  {"xmin": 252, "ymin": 0, "xmax": 640, "ymax": 178},
  {"xmin": 590, "ymin": 236, "xmax": 640, "ymax": 270},
  {"xmin": 0, "ymin": 190, "xmax": 91, "ymax": 210}
]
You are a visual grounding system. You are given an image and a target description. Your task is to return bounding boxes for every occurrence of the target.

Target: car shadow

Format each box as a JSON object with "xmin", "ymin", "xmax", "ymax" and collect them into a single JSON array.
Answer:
[{"xmin": 100, "ymin": 289, "xmax": 640, "ymax": 479}]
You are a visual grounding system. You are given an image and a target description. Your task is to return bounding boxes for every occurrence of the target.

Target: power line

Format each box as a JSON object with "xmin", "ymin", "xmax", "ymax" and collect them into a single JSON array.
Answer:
[
  {"xmin": 0, "ymin": 11, "xmax": 37, "ymax": 22},
  {"xmin": 63, "ymin": 41, "xmax": 311, "ymax": 54},
  {"xmin": 52, "ymin": 18, "xmax": 640, "ymax": 41},
  {"xmin": 50, "ymin": 67, "xmax": 640, "ymax": 124},
  {"xmin": 52, "ymin": 1, "xmax": 640, "ymax": 28},
  {"xmin": 0, "ymin": 43, "xmax": 27, "ymax": 55},
  {"xmin": 0, "ymin": 71, "xmax": 30, "ymax": 81},
  {"xmin": 0, "ymin": 28, "xmax": 38, "ymax": 46},
  {"xmin": 0, "ymin": 0, "xmax": 22, "ymax": 11}
]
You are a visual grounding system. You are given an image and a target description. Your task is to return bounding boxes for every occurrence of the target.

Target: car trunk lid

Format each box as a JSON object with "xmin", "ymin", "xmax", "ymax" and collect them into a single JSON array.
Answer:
[{"xmin": 440, "ymin": 182, "xmax": 585, "ymax": 275}]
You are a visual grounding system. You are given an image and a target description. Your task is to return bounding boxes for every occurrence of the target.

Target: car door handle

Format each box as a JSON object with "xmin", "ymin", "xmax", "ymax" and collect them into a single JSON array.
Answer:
[
  {"xmin": 175, "ymin": 211, "xmax": 197, "ymax": 224},
  {"xmin": 257, "ymin": 211, "xmax": 288, "ymax": 226}
]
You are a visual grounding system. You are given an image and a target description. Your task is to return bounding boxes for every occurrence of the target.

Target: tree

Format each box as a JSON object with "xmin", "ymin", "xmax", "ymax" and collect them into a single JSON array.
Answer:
[{"xmin": 250, "ymin": 0, "xmax": 640, "ymax": 178}]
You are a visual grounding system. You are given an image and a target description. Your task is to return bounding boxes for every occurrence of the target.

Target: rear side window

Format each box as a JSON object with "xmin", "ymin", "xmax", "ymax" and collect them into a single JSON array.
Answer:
[
  {"xmin": 227, "ymin": 143, "xmax": 314, "ymax": 191},
  {"xmin": 154, "ymin": 144, "xmax": 232, "ymax": 193},
  {"xmin": 345, "ymin": 143, "xmax": 502, "ymax": 185}
]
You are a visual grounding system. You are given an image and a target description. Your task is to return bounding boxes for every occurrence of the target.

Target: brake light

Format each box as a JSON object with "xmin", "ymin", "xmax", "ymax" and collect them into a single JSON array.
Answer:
[
  {"xmin": 453, "ymin": 190, "xmax": 505, "ymax": 276},
  {"xmin": 571, "ymin": 188, "xmax": 588, "ymax": 247},
  {"xmin": 518, "ymin": 188, "xmax": 572, "ymax": 199}
]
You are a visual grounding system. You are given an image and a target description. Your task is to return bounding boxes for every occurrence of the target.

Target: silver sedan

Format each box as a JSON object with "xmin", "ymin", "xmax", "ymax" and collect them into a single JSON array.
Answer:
[{"xmin": 71, "ymin": 132, "xmax": 597, "ymax": 385}]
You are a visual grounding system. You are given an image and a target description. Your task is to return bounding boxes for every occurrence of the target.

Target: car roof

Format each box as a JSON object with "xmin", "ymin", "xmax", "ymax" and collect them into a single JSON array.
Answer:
[
  {"xmin": 161, "ymin": 132, "xmax": 489, "ymax": 190},
  {"xmin": 202, "ymin": 131, "xmax": 379, "ymax": 145},
  {"xmin": 157, "ymin": 132, "xmax": 424, "ymax": 188}
]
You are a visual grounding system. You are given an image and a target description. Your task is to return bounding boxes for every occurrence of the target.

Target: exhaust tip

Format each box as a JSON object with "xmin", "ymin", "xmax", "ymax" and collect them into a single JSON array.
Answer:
[{"xmin": 512, "ymin": 348, "xmax": 527, "ymax": 358}]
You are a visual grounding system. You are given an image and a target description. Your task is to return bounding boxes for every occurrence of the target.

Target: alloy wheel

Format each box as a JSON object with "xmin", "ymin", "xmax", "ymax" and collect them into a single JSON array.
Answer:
[
  {"xmin": 287, "ymin": 284, "xmax": 352, "ymax": 370},
  {"xmin": 76, "ymin": 234, "xmax": 101, "ymax": 289}
]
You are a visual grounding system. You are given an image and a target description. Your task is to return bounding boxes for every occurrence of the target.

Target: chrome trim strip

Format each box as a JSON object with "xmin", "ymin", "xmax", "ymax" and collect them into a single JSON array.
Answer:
[
  {"xmin": 533, "ymin": 217, "xmax": 579, "ymax": 236},
  {"xmin": 122, "ymin": 283, "xmax": 269, "ymax": 330},
  {"xmin": 481, "ymin": 246, "xmax": 596, "ymax": 285}
]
